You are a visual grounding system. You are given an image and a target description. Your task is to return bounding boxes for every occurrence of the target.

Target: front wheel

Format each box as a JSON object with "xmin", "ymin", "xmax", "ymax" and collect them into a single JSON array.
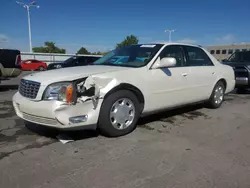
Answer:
[
  {"xmin": 207, "ymin": 81, "xmax": 225, "ymax": 109},
  {"xmin": 98, "ymin": 90, "xmax": 140, "ymax": 137}
]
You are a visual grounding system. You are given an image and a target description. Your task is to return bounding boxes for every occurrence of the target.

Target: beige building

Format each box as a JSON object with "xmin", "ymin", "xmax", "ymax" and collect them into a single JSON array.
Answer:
[{"xmin": 206, "ymin": 43, "xmax": 250, "ymax": 60}]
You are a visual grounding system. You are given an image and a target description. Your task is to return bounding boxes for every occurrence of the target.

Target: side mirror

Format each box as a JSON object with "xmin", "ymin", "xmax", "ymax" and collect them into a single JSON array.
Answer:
[
  {"xmin": 152, "ymin": 57, "xmax": 177, "ymax": 69},
  {"xmin": 221, "ymin": 59, "xmax": 227, "ymax": 62}
]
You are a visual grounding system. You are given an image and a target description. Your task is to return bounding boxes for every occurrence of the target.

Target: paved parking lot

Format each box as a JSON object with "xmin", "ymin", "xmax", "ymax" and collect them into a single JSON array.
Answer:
[{"xmin": 1, "ymin": 72, "xmax": 250, "ymax": 188}]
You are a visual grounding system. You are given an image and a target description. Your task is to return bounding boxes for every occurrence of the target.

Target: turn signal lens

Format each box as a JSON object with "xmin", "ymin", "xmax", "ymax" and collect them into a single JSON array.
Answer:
[{"xmin": 66, "ymin": 85, "xmax": 73, "ymax": 104}]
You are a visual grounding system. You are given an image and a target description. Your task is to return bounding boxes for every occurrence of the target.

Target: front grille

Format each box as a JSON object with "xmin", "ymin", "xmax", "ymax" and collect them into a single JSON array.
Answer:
[
  {"xmin": 19, "ymin": 79, "xmax": 41, "ymax": 99},
  {"xmin": 23, "ymin": 113, "xmax": 58, "ymax": 125},
  {"xmin": 234, "ymin": 66, "xmax": 249, "ymax": 78}
]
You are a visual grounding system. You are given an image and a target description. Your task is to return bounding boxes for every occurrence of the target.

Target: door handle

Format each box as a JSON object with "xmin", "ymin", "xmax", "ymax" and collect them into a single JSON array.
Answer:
[
  {"xmin": 182, "ymin": 73, "xmax": 188, "ymax": 77},
  {"xmin": 212, "ymin": 72, "xmax": 215, "ymax": 75}
]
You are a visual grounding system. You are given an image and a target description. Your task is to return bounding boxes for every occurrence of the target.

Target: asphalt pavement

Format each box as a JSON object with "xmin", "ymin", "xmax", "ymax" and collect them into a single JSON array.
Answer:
[{"xmin": 1, "ymin": 71, "xmax": 250, "ymax": 188}]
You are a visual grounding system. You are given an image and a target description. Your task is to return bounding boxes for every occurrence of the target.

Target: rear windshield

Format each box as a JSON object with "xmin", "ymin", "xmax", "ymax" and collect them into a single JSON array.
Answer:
[
  {"xmin": 228, "ymin": 51, "xmax": 250, "ymax": 62},
  {"xmin": 0, "ymin": 49, "xmax": 20, "ymax": 63},
  {"xmin": 63, "ymin": 56, "xmax": 76, "ymax": 64}
]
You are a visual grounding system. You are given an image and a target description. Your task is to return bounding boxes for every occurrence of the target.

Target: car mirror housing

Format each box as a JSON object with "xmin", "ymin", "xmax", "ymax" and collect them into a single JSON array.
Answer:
[{"xmin": 152, "ymin": 57, "xmax": 177, "ymax": 69}]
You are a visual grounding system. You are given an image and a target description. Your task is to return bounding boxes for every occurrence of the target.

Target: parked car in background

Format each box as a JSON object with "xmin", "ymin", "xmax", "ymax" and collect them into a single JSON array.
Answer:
[
  {"xmin": 47, "ymin": 55, "xmax": 101, "ymax": 70},
  {"xmin": 21, "ymin": 59, "xmax": 47, "ymax": 71},
  {"xmin": 222, "ymin": 51, "xmax": 250, "ymax": 93},
  {"xmin": 0, "ymin": 49, "xmax": 22, "ymax": 81},
  {"xmin": 13, "ymin": 43, "xmax": 235, "ymax": 137}
]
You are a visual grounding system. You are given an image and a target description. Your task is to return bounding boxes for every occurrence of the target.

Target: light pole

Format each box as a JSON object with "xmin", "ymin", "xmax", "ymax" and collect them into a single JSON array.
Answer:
[
  {"xmin": 164, "ymin": 29, "xmax": 176, "ymax": 42},
  {"xmin": 16, "ymin": 1, "xmax": 40, "ymax": 52}
]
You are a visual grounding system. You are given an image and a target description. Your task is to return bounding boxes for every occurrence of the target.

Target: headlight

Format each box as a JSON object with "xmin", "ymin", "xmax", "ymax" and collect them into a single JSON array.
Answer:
[{"xmin": 43, "ymin": 82, "xmax": 74, "ymax": 103}]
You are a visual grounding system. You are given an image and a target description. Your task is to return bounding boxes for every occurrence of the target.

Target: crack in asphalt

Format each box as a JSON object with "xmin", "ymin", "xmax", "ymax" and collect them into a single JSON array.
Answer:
[
  {"xmin": 0, "ymin": 139, "xmax": 56, "ymax": 160},
  {"xmin": 0, "ymin": 101, "xmax": 16, "ymax": 118},
  {"xmin": 139, "ymin": 109, "xmax": 212, "ymax": 133}
]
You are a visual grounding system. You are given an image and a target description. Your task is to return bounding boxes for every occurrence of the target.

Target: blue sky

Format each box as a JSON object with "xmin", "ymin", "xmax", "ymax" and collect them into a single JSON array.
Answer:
[{"xmin": 0, "ymin": 0, "xmax": 250, "ymax": 53}]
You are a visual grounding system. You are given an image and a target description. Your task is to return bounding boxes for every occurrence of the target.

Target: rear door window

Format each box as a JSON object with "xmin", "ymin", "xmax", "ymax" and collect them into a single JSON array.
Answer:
[{"xmin": 184, "ymin": 46, "xmax": 214, "ymax": 66}]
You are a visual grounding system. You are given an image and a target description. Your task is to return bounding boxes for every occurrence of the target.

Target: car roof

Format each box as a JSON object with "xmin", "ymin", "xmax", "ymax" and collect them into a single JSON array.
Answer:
[
  {"xmin": 23, "ymin": 59, "xmax": 40, "ymax": 61},
  {"xmin": 158, "ymin": 42, "xmax": 202, "ymax": 48},
  {"xmin": 134, "ymin": 42, "xmax": 203, "ymax": 48}
]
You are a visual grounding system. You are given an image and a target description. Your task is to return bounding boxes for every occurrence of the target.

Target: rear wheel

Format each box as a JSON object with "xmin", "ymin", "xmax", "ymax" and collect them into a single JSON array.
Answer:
[
  {"xmin": 207, "ymin": 81, "xmax": 225, "ymax": 109},
  {"xmin": 38, "ymin": 66, "xmax": 45, "ymax": 71},
  {"xmin": 98, "ymin": 90, "xmax": 140, "ymax": 137}
]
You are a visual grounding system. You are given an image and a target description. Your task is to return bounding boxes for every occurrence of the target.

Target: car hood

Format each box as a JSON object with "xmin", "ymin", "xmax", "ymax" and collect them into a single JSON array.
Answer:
[{"xmin": 23, "ymin": 65, "xmax": 132, "ymax": 85}]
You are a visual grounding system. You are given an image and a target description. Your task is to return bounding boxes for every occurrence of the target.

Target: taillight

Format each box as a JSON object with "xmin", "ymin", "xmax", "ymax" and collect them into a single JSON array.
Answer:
[{"xmin": 16, "ymin": 55, "xmax": 21, "ymax": 65}]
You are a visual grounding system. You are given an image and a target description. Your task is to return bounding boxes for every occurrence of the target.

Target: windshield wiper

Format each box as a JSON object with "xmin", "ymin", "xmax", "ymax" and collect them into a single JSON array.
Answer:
[{"xmin": 93, "ymin": 63, "xmax": 120, "ymax": 66}]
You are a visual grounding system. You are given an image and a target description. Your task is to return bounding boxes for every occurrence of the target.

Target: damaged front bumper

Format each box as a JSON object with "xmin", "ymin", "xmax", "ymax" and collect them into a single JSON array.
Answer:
[{"xmin": 12, "ymin": 92, "xmax": 103, "ymax": 130}]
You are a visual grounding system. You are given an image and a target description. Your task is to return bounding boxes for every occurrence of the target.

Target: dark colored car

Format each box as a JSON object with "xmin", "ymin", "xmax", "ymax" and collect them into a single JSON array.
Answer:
[
  {"xmin": 222, "ymin": 51, "xmax": 250, "ymax": 93},
  {"xmin": 0, "ymin": 49, "xmax": 22, "ymax": 80},
  {"xmin": 47, "ymin": 55, "xmax": 101, "ymax": 70}
]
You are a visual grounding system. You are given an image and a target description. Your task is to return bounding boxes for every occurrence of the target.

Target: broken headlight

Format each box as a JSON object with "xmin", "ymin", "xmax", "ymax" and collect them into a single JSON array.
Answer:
[
  {"xmin": 76, "ymin": 80, "xmax": 86, "ymax": 94},
  {"xmin": 43, "ymin": 82, "xmax": 73, "ymax": 103},
  {"xmin": 75, "ymin": 79, "xmax": 96, "ymax": 97}
]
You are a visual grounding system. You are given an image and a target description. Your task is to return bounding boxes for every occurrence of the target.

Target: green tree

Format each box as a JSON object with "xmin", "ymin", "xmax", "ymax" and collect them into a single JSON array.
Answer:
[
  {"xmin": 33, "ymin": 42, "xmax": 66, "ymax": 54},
  {"xmin": 116, "ymin": 35, "xmax": 139, "ymax": 48},
  {"xmin": 77, "ymin": 47, "xmax": 91, "ymax": 54},
  {"xmin": 91, "ymin": 51, "xmax": 103, "ymax": 55},
  {"xmin": 101, "ymin": 51, "xmax": 110, "ymax": 55}
]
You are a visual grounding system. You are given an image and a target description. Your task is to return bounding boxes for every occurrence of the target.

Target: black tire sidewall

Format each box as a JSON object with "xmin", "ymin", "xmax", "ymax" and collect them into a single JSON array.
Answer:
[
  {"xmin": 209, "ymin": 81, "xmax": 225, "ymax": 108},
  {"xmin": 39, "ymin": 66, "xmax": 44, "ymax": 71},
  {"xmin": 98, "ymin": 90, "xmax": 140, "ymax": 137}
]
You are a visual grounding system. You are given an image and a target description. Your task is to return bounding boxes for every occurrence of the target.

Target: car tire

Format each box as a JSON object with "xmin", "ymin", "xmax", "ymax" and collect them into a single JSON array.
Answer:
[
  {"xmin": 207, "ymin": 81, "xmax": 225, "ymax": 109},
  {"xmin": 38, "ymin": 66, "xmax": 45, "ymax": 71},
  {"xmin": 98, "ymin": 90, "xmax": 140, "ymax": 137}
]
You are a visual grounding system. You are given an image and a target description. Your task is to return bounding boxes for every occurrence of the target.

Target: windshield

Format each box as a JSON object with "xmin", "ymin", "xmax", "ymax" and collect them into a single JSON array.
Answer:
[
  {"xmin": 92, "ymin": 44, "xmax": 164, "ymax": 67},
  {"xmin": 228, "ymin": 51, "xmax": 250, "ymax": 62},
  {"xmin": 63, "ymin": 56, "xmax": 77, "ymax": 64}
]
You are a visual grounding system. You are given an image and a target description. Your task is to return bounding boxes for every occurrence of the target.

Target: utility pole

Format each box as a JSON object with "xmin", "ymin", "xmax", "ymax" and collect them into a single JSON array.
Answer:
[
  {"xmin": 16, "ymin": 1, "xmax": 40, "ymax": 52},
  {"xmin": 164, "ymin": 29, "xmax": 176, "ymax": 42}
]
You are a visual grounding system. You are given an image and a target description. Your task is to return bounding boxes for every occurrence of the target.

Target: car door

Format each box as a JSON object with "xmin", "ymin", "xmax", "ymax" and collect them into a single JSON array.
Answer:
[
  {"xmin": 148, "ymin": 45, "xmax": 192, "ymax": 111},
  {"xmin": 31, "ymin": 60, "xmax": 40, "ymax": 70},
  {"xmin": 183, "ymin": 45, "xmax": 218, "ymax": 101},
  {"xmin": 24, "ymin": 60, "xmax": 33, "ymax": 70}
]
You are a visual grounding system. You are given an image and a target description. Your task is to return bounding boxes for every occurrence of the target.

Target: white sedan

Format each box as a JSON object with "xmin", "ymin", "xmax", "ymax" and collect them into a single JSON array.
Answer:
[{"xmin": 13, "ymin": 43, "xmax": 235, "ymax": 137}]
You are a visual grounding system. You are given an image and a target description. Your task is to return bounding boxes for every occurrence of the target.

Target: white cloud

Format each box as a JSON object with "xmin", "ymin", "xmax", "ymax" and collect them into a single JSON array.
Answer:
[
  {"xmin": 176, "ymin": 38, "xmax": 197, "ymax": 44},
  {"xmin": 216, "ymin": 34, "xmax": 235, "ymax": 44},
  {"xmin": 0, "ymin": 34, "xmax": 9, "ymax": 43},
  {"xmin": 0, "ymin": 34, "xmax": 28, "ymax": 51}
]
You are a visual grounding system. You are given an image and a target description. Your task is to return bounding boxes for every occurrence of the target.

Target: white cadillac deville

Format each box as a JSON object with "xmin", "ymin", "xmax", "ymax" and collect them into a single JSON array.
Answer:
[{"xmin": 13, "ymin": 43, "xmax": 235, "ymax": 137}]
